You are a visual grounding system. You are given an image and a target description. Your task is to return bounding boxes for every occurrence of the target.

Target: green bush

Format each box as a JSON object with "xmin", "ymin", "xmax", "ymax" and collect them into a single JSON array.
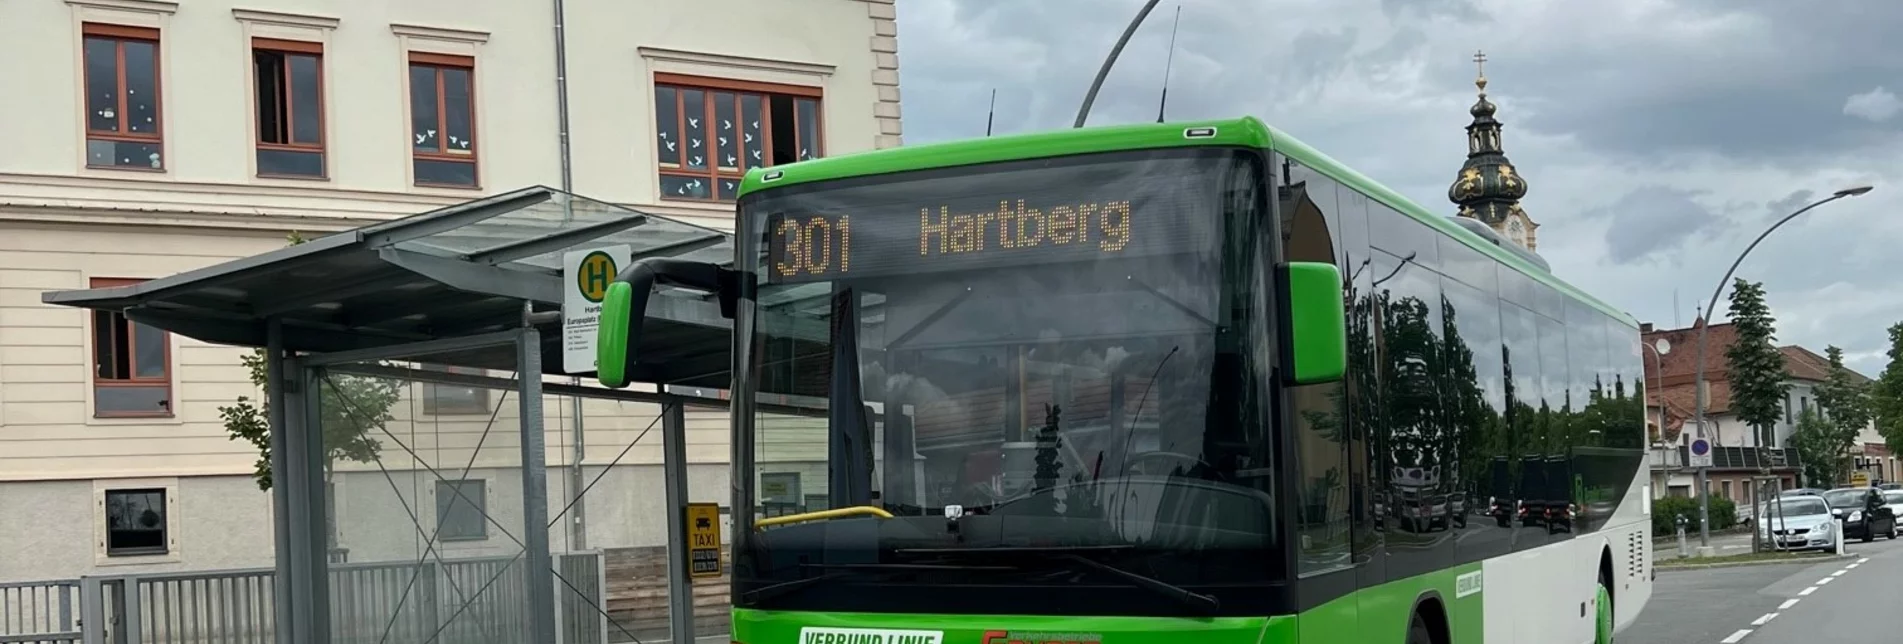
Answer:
[
  {"xmin": 1651, "ymin": 495, "xmax": 1738, "ymax": 535},
  {"xmin": 1711, "ymin": 497, "xmax": 1738, "ymax": 530}
]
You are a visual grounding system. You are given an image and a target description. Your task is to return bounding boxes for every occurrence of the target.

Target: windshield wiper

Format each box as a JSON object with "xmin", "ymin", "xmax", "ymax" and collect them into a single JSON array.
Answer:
[
  {"xmin": 741, "ymin": 562, "xmax": 1013, "ymax": 604},
  {"xmin": 896, "ymin": 545, "xmax": 1221, "ymax": 614}
]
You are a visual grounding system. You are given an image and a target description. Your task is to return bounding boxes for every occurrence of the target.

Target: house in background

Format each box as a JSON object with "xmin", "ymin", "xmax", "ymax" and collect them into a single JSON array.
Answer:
[
  {"xmin": 1641, "ymin": 319, "xmax": 1897, "ymax": 502},
  {"xmin": 0, "ymin": 0, "xmax": 902, "ymax": 583}
]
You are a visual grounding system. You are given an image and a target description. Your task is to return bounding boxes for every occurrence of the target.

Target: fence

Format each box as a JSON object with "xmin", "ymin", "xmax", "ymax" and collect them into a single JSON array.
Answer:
[
  {"xmin": 3, "ymin": 553, "xmax": 603, "ymax": 644},
  {"xmin": 0, "ymin": 579, "xmax": 79, "ymax": 644}
]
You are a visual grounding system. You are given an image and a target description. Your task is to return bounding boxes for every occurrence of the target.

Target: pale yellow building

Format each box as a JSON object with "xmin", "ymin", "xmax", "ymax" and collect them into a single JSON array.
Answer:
[{"xmin": 0, "ymin": 0, "xmax": 900, "ymax": 582}]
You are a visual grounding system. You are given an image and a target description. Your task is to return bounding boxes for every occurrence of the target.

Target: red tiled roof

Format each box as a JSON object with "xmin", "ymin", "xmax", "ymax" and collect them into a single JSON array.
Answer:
[{"xmin": 1638, "ymin": 320, "xmax": 1867, "ymax": 439}]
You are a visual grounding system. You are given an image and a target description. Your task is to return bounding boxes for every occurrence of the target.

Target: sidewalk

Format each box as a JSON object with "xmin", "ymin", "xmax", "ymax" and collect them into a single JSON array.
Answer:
[{"xmin": 1656, "ymin": 530, "xmax": 1756, "ymax": 558}]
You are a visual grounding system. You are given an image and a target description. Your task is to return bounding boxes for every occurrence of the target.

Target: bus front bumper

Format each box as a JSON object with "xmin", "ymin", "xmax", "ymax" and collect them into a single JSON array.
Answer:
[{"xmin": 734, "ymin": 609, "xmax": 1286, "ymax": 644}]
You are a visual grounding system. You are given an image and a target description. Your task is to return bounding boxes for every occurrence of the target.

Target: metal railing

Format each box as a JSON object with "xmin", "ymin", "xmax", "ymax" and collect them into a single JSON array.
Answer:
[
  {"xmin": 0, "ymin": 552, "xmax": 605, "ymax": 644},
  {"xmin": 1649, "ymin": 446, "xmax": 1683, "ymax": 470},
  {"xmin": 0, "ymin": 579, "xmax": 79, "ymax": 644}
]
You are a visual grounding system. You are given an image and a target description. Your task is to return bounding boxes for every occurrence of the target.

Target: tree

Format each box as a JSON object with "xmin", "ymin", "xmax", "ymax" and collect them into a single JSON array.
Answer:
[
  {"xmin": 1814, "ymin": 345, "xmax": 1872, "ymax": 473},
  {"xmin": 1723, "ymin": 279, "xmax": 1789, "ymax": 450},
  {"xmin": 217, "ymin": 232, "xmax": 403, "ymax": 491},
  {"xmin": 1872, "ymin": 322, "xmax": 1903, "ymax": 453},
  {"xmin": 1790, "ymin": 408, "xmax": 1848, "ymax": 487}
]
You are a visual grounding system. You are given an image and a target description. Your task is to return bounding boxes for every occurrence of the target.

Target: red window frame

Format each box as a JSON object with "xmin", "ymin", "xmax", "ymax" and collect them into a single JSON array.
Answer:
[
  {"xmin": 89, "ymin": 277, "xmax": 173, "ymax": 418},
  {"xmin": 654, "ymin": 73, "xmax": 824, "ymax": 202},
  {"xmin": 253, "ymin": 37, "xmax": 326, "ymax": 178},
  {"xmin": 409, "ymin": 52, "xmax": 479, "ymax": 188},
  {"xmin": 81, "ymin": 23, "xmax": 164, "ymax": 170}
]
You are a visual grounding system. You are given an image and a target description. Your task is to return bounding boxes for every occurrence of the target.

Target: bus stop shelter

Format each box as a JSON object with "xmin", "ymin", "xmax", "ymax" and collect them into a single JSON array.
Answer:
[{"xmin": 42, "ymin": 186, "xmax": 742, "ymax": 644}]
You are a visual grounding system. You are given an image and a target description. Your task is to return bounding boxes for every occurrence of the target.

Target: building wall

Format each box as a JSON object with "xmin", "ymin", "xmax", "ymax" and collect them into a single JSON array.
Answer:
[
  {"xmin": 0, "ymin": 0, "xmax": 897, "ymax": 581},
  {"xmin": 0, "ymin": 475, "xmax": 275, "ymax": 581},
  {"xmin": 1667, "ymin": 379, "xmax": 1821, "ymax": 449}
]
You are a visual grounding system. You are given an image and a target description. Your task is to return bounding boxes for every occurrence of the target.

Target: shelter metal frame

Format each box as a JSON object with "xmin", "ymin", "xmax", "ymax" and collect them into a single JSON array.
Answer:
[{"xmin": 44, "ymin": 186, "xmax": 748, "ymax": 644}]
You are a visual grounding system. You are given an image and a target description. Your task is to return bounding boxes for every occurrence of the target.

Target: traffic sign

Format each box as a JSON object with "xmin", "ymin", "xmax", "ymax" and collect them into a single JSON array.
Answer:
[
  {"xmin": 1851, "ymin": 471, "xmax": 1871, "ymax": 488},
  {"xmin": 1688, "ymin": 438, "xmax": 1713, "ymax": 468},
  {"xmin": 686, "ymin": 502, "xmax": 723, "ymax": 578}
]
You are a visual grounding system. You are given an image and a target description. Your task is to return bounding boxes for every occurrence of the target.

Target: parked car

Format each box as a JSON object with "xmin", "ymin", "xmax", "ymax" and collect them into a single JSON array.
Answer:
[
  {"xmin": 1784, "ymin": 487, "xmax": 1828, "ymax": 497},
  {"xmin": 1821, "ymin": 487, "xmax": 1900, "ymax": 542},
  {"xmin": 1884, "ymin": 489, "xmax": 1903, "ymax": 518},
  {"xmin": 1756, "ymin": 495, "xmax": 1840, "ymax": 552}
]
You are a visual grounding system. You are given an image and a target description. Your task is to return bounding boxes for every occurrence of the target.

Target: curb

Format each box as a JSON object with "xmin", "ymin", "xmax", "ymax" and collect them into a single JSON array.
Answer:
[{"xmin": 1654, "ymin": 554, "xmax": 1851, "ymax": 571}]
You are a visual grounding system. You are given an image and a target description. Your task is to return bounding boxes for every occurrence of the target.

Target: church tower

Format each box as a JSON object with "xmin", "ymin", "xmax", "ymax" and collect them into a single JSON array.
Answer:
[{"xmin": 1448, "ymin": 51, "xmax": 1539, "ymax": 251}]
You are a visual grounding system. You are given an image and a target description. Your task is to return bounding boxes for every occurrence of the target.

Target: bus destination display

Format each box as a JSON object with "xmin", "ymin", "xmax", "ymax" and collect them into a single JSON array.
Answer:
[{"xmin": 762, "ymin": 173, "xmax": 1216, "ymax": 284}]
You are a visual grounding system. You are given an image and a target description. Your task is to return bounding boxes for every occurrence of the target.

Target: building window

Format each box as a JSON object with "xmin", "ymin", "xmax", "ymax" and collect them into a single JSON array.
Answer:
[
  {"xmin": 423, "ymin": 365, "xmax": 491, "ymax": 415},
  {"xmin": 90, "ymin": 278, "xmax": 172, "ymax": 417},
  {"xmin": 82, "ymin": 23, "xmax": 163, "ymax": 170},
  {"xmin": 253, "ymin": 38, "xmax": 325, "ymax": 178},
  {"xmin": 408, "ymin": 52, "xmax": 477, "ymax": 187},
  {"xmin": 104, "ymin": 488, "xmax": 168, "ymax": 556},
  {"xmin": 653, "ymin": 73, "xmax": 822, "ymax": 201},
  {"xmin": 435, "ymin": 479, "xmax": 487, "ymax": 541}
]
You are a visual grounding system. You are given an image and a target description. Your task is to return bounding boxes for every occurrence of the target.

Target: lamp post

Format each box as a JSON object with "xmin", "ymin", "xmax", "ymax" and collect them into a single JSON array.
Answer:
[{"xmin": 1692, "ymin": 186, "xmax": 1874, "ymax": 550}]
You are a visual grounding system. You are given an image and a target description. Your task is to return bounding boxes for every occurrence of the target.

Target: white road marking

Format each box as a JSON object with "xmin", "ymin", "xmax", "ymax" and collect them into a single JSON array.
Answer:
[
  {"xmin": 1817, "ymin": 577, "xmax": 1834, "ymax": 585},
  {"xmin": 1860, "ymin": 557, "xmax": 1871, "ymax": 563},
  {"xmin": 1831, "ymin": 569, "xmax": 1847, "ymax": 576},
  {"xmin": 1848, "ymin": 563, "xmax": 1861, "ymax": 569},
  {"xmin": 1799, "ymin": 586, "xmax": 1817, "ymax": 596},
  {"xmin": 1779, "ymin": 598, "xmax": 1800, "ymax": 610},
  {"xmin": 1751, "ymin": 613, "xmax": 1778, "ymax": 626},
  {"xmin": 1721, "ymin": 629, "xmax": 1753, "ymax": 643}
]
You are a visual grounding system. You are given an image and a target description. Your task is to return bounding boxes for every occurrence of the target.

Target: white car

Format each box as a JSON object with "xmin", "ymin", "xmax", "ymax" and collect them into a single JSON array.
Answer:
[
  {"xmin": 1884, "ymin": 489, "xmax": 1903, "ymax": 518},
  {"xmin": 1757, "ymin": 495, "xmax": 1839, "ymax": 552}
]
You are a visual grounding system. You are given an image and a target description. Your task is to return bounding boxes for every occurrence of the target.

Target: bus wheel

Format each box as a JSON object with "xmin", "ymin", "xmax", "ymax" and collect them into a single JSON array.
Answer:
[
  {"xmin": 1595, "ymin": 576, "xmax": 1614, "ymax": 644},
  {"xmin": 1406, "ymin": 612, "xmax": 1433, "ymax": 644}
]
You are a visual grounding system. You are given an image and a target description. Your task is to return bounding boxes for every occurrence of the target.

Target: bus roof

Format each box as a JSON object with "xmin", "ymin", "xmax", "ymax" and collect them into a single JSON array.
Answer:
[{"xmin": 736, "ymin": 116, "xmax": 1636, "ymax": 325}]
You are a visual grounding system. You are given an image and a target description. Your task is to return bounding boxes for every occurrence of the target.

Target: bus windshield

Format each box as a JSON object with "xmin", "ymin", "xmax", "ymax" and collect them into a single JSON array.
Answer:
[{"xmin": 730, "ymin": 149, "xmax": 1281, "ymax": 616}]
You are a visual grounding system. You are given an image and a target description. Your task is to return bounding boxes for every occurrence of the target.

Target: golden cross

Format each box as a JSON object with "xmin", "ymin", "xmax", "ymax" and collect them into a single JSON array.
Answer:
[{"xmin": 1473, "ymin": 50, "xmax": 1488, "ymax": 79}]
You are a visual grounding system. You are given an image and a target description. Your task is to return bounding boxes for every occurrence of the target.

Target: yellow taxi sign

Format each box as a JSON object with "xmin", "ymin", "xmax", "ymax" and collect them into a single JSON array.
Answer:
[
  {"xmin": 686, "ymin": 502, "xmax": 722, "ymax": 578},
  {"xmin": 1851, "ymin": 471, "xmax": 1871, "ymax": 488}
]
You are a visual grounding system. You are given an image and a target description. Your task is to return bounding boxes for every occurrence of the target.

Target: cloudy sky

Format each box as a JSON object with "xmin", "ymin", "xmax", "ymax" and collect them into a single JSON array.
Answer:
[{"xmin": 895, "ymin": 0, "xmax": 1903, "ymax": 375}]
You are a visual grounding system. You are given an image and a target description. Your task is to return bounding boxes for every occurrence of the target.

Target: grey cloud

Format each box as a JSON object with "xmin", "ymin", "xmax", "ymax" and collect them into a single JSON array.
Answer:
[
  {"xmin": 1763, "ymin": 190, "xmax": 1816, "ymax": 222},
  {"xmin": 1380, "ymin": 0, "xmax": 1484, "ymax": 21},
  {"xmin": 1497, "ymin": 1, "xmax": 1903, "ymax": 163},
  {"xmin": 1594, "ymin": 186, "xmax": 1720, "ymax": 263},
  {"xmin": 1284, "ymin": 28, "xmax": 1361, "ymax": 99},
  {"xmin": 1844, "ymin": 87, "xmax": 1901, "ymax": 123}
]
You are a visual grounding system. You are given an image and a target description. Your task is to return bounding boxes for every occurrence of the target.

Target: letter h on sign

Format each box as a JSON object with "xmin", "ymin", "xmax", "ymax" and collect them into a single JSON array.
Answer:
[{"xmin": 577, "ymin": 251, "xmax": 617, "ymax": 302}]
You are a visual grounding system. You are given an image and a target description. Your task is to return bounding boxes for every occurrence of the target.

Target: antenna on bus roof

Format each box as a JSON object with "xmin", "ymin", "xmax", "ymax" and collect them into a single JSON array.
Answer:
[
  {"xmin": 1156, "ymin": 5, "xmax": 1181, "ymax": 123},
  {"xmin": 986, "ymin": 88, "xmax": 997, "ymax": 136},
  {"xmin": 1075, "ymin": 0, "xmax": 1165, "ymax": 128}
]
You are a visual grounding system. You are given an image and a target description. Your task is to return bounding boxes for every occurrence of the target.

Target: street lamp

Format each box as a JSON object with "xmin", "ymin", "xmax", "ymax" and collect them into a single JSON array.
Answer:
[{"xmin": 1691, "ymin": 185, "xmax": 1874, "ymax": 550}]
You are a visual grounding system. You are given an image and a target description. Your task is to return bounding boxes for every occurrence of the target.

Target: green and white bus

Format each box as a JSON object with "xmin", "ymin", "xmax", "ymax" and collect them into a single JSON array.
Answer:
[{"xmin": 596, "ymin": 117, "xmax": 1652, "ymax": 644}]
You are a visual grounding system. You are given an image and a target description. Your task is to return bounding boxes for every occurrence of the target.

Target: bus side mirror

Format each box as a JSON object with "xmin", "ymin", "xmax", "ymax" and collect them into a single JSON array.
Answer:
[
  {"xmin": 596, "ymin": 259, "xmax": 740, "ymax": 389},
  {"xmin": 1280, "ymin": 261, "xmax": 1346, "ymax": 385}
]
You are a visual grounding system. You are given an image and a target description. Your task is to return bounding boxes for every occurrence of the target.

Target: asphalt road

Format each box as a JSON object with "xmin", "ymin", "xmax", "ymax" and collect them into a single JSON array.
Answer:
[{"xmin": 1623, "ymin": 535, "xmax": 1903, "ymax": 643}]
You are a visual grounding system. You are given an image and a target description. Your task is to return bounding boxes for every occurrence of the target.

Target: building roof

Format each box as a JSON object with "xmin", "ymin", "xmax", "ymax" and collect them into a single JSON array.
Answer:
[
  {"xmin": 1641, "ymin": 319, "xmax": 1869, "ymax": 436},
  {"xmin": 39, "ymin": 186, "xmax": 751, "ymax": 388}
]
